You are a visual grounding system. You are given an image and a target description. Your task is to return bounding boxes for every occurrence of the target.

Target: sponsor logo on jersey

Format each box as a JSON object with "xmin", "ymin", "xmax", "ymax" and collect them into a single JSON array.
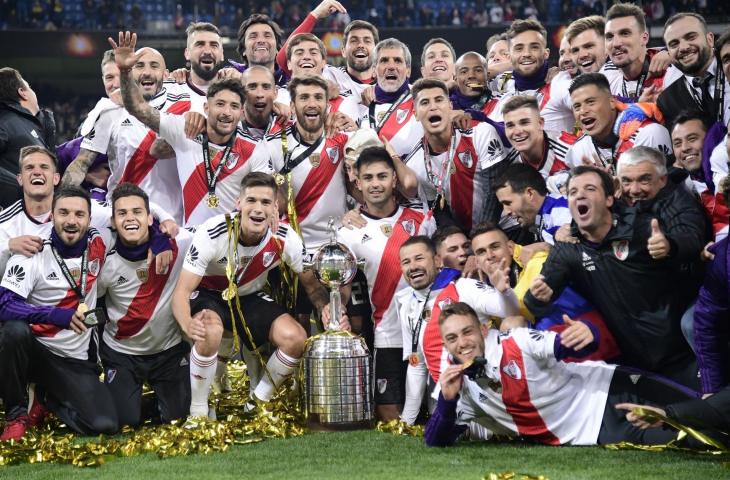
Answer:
[
  {"xmin": 116, "ymin": 275, "xmax": 128, "ymax": 286},
  {"xmin": 529, "ymin": 330, "xmax": 545, "ymax": 342},
  {"xmin": 89, "ymin": 259, "xmax": 100, "ymax": 276},
  {"xmin": 502, "ymin": 360, "xmax": 522, "ymax": 380},
  {"xmin": 121, "ymin": 118, "xmax": 133, "ymax": 126},
  {"xmin": 485, "ymin": 139, "xmax": 503, "ymax": 164},
  {"xmin": 180, "ymin": 357, "xmax": 189, "ymax": 367},
  {"xmin": 86, "ymin": 127, "xmax": 96, "ymax": 140},
  {"xmin": 136, "ymin": 267, "xmax": 149, "ymax": 282},
  {"xmin": 46, "ymin": 271, "xmax": 59, "ymax": 281},
  {"xmin": 262, "ymin": 251, "xmax": 276, "ymax": 268},
  {"xmin": 217, "ymin": 256, "xmax": 228, "ymax": 265},
  {"xmin": 457, "ymin": 151, "xmax": 473, "ymax": 169},
  {"xmin": 5, "ymin": 265, "xmax": 25, "ymax": 286},
  {"xmin": 401, "ymin": 219, "xmax": 416, "ymax": 236},
  {"xmin": 581, "ymin": 252, "xmax": 595, "ymax": 271},
  {"xmin": 326, "ymin": 146, "xmax": 339, "ymax": 164},
  {"xmin": 396, "ymin": 108, "xmax": 408, "ymax": 124},
  {"xmin": 341, "ymin": 89, "xmax": 353, "ymax": 96},
  {"xmin": 380, "ymin": 224, "xmax": 393, "ymax": 237},
  {"xmin": 187, "ymin": 246, "xmax": 199, "ymax": 264},
  {"xmin": 361, "ymin": 234, "xmax": 372, "ymax": 243},
  {"xmin": 612, "ymin": 240, "xmax": 629, "ymax": 261},
  {"xmin": 225, "ymin": 152, "xmax": 240, "ymax": 170},
  {"xmin": 478, "ymin": 392, "xmax": 488, "ymax": 403}
]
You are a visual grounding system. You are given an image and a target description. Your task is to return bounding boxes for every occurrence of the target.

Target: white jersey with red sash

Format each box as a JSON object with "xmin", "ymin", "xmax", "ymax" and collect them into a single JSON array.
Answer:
[
  {"xmin": 98, "ymin": 230, "xmax": 192, "ymax": 356},
  {"xmin": 275, "ymin": 88, "xmax": 362, "ymax": 126},
  {"xmin": 264, "ymin": 126, "xmax": 350, "ymax": 253},
  {"xmin": 601, "ymin": 52, "xmax": 683, "ymax": 102},
  {"xmin": 455, "ymin": 328, "xmax": 615, "ymax": 445},
  {"xmin": 488, "ymin": 71, "xmax": 574, "ymax": 134},
  {"xmin": 418, "ymin": 276, "xmax": 519, "ymax": 384},
  {"xmin": 404, "ymin": 123, "xmax": 512, "ymax": 230},
  {"xmin": 565, "ymin": 121, "xmax": 672, "ymax": 170},
  {"xmin": 364, "ymin": 92, "xmax": 424, "ymax": 158},
  {"xmin": 503, "ymin": 130, "xmax": 575, "ymax": 192},
  {"xmin": 158, "ymin": 114, "xmax": 272, "ymax": 228},
  {"xmin": 0, "ymin": 228, "xmax": 111, "ymax": 360},
  {"xmin": 338, "ymin": 206, "xmax": 436, "ymax": 348},
  {"xmin": 183, "ymin": 213, "xmax": 305, "ymax": 296},
  {"xmin": 82, "ymin": 86, "xmax": 191, "ymax": 224},
  {"xmin": 322, "ymin": 64, "xmax": 375, "ymax": 100}
]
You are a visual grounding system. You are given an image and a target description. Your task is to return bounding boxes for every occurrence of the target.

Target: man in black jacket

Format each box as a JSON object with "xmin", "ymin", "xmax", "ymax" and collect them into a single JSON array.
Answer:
[
  {"xmin": 524, "ymin": 165, "xmax": 698, "ymax": 388},
  {"xmin": 0, "ymin": 68, "xmax": 55, "ymax": 209}
]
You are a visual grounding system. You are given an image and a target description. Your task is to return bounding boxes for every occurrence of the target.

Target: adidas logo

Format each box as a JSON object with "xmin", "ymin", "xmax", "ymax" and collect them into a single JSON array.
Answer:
[
  {"xmin": 217, "ymin": 256, "xmax": 228, "ymax": 264},
  {"xmin": 116, "ymin": 275, "xmax": 129, "ymax": 286},
  {"xmin": 86, "ymin": 127, "xmax": 96, "ymax": 140},
  {"xmin": 46, "ymin": 271, "xmax": 59, "ymax": 280},
  {"xmin": 121, "ymin": 118, "xmax": 133, "ymax": 126},
  {"xmin": 361, "ymin": 234, "xmax": 371, "ymax": 243}
]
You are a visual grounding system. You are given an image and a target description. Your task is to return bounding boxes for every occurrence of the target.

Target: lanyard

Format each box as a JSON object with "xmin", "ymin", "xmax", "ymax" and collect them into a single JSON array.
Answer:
[
  {"xmin": 51, "ymin": 245, "xmax": 88, "ymax": 303},
  {"xmin": 409, "ymin": 285, "xmax": 435, "ymax": 354},
  {"xmin": 368, "ymin": 90, "xmax": 409, "ymax": 132},
  {"xmin": 592, "ymin": 141, "xmax": 617, "ymax": 175},
  {"xmin": 621, "ymin": 58, "xmax": 649, "ymax": 101},
  {"xmin": 279, "ymin": 130, "xmax": 324, "ymax": 175},
  {"xmin": 202, "ymin": 134, "xmax": 236, "ymax": 197},
  {"xmin": 423, "ymin": 131, "xmax": 458, "ymax": 205}
]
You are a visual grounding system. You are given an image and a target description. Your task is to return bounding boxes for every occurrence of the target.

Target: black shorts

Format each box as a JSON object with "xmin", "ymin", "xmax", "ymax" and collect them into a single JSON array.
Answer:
[
  {"xmin": 100, "ymin": 341, "xmax": 190, "ymax": 426},
  {"xmin": 295, "ymin": 266, "xmax": 372, "ymax": 318},
  {"xmin": 374, "ymin": 347, "xmax": 407, "ymax": 405},
  {"xmin": 191, "ymin": 288, "xmax": 286, "ymax": 350}
]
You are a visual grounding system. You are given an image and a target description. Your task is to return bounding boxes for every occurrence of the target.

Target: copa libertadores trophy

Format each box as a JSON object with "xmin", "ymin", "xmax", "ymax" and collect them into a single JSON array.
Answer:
[{"xmin": 303, "ymin": 217, "xmax": 373, "ymax": 429}]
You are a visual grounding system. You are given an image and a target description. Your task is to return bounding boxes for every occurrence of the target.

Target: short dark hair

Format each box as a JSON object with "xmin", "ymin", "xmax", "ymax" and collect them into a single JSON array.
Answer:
[
  {"xmin": 715, "ymin": 29, "xmax": 730, "ymax": 57},
  {"xmin": 411, "ymin": 78, "xmax": 449, "ymax": 103},
  {"xmin": 664, "ymin": 12, "xmax": 707, "ymax": 35},
  {"xmin": 355, "ymin": 146, "xmax": 394, "ymax": 172},
  {"xmin": 432, "ymin": 225, "xmax": 466, "ymax": 250},
  {"xmin": 111, "ymin": 182, "xmax": 150, "ymax": 215},
  {"xmin": 52, "ymin": 185, "xmax": 91, "ymax": 213},
  {"xmin": 569, "ymin": 72, "xmax": 612, "ymax": 95},
  {"xmin": 288, "ymin": 75, "xmax": 330, "ymax": 101},
  {"xmin": 501, "ymin": 95, "xmax": 540, "ymax": 117},
  {"xmin": 565, "ymin": 16, "xmax": 605, "ymax": 44},
  {"xmin": 344, "ymin": 20, "xmax": 379, "ymax": 45},
  {"xmin": 207, "ymin": 78, "xmax": 246, "ymax": 103},
  {"xmin": 186, "ymin": 21, "xmax": 221, "ymax": 40},
  {"xmin": 240, "ymin": 171, "xmax": 277, "ymax": 195},
  {"xmin": 399, "ymin": 235, "xmax": 436, "ymax": 256},
  {"xmin": 439, "ymin": 301, "xmax": 479, "ymax": 328},
  {"xmin": 507, "ymin": 19, "xmax": 547, "ymax": 45},
  {"xmin": 286, "ymin": 33, "xmax": 326, "ymax": 61},
  {"xmin": 606, "ymin": 2, "xmax": 647, "ymax": 32},
  {"xmin": 19, "ymin": 145, "xmax": 58, "ymax": 171},
  {"xmin": 566, "ymin": 165, "xmax": 616, "ymax": 197},
  {"xmin": 421, "ymin": 38, "xmax": 456, "ymax": 67},
  {"xmin": 671, "ymin": 109, "xmax": 709, "ymax": 133},
  {"xmin": 486, "ymin": 33, "xmax": 508, "ymax": 53},
  {"xmin": 101, "ymin": 49, "xmax": 115, "ymax": 70},
  {"xmin": 494, "ymin": 163, "xmax": 548, "ymax": 196},
  {"xmin": 470, "ymin": 221, "xmax": 506, "ymax": 240},
  {"xmin": 236, "ymin": 14, "xmax": 283, "ymax": 62},
  {"xmin": 0, "ymin": 67, "xmax": 25, "ymax": 103}
]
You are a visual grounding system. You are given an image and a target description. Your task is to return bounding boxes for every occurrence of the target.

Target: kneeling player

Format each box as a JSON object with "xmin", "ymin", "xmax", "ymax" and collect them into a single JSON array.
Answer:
[
  {"xmin": 426, "ymin": 302, "xmax": 699, "ymax": 446},
  {"xmin": 172, "ymin": 172, "xmax": 331, "ymax": 417},
  {"xmin": 98, "ymin": 183, "xmax": 192, "ymax": 426}
]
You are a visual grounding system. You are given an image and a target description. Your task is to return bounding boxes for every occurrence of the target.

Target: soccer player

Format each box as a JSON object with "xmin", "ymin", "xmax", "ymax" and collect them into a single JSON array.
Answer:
[
  {"xmin": 501, "ymin": 95, "xmax": 573, "ymax": 192},
  {"xmin": 558, "ymin": 36, "xmax": 578, "ymax": 77},
  {"xmin": 404, "ymin": 78, "xmax": 511, "ymax": 230},
  {"xmin": 494, "ymin": 163, "xmax": 571, "ymax": 246},
  {"xmin": 240, "ymin": 66, "xmax": 278, "ymax": 141},
  {"xmin": 334, "ymin": 146, "xmax": 436, "ymax": 421},
  {"xmin": 451, "ymin": 52, "xmax": 498, "ymax": 120},
  {"xmin": 182, "ymin": 22, "xmax": 226, "ymax": 106},
  {"xmin": 172, "ymin": 172, "xmax": 329, "ymax": 417},
  {"xmin": 489, "ymin": 19, "xmax": 574, "ymax": 134},
  {"xmin": 396, "ymin": 236, "xmax": 519, "ymax": 424},
  {"xmin": 425, "ymin": 302, "xmax": 697, "ymax": 447},
  {"xmin": 98, "ymin": 183, "xmax": 192, "ymax": 427},
  {"xmin": 231, "ymin": 14, "xmax": 288, "ymax": 87},
  {"xmin": 565, "ymin": 16, "xmax": 608, "ymax": 75},
  {"xmin": 66, "ymin": 35, "xmax": 191, "ymax": 223},
  {"xmin": 112, "ymin": 31, "xmax": 271, "ymax": 227},
  {"xmin": 0, "ymin": 186, "xmax": 118, "ymax": 440},
  {"xmin": 485, "ymin": 33, "xmax": 511, "ymax": 92},
  {"xmin": 420, "ymin": 38, "xmax": 456, "ymax": 87},
  {"xmin": 565, "ymin": 73, "xmax": 672, "ymax": 172},
  {"xmin": 432, "ymin": 225, "xmax": 470, "ymax": 271}
]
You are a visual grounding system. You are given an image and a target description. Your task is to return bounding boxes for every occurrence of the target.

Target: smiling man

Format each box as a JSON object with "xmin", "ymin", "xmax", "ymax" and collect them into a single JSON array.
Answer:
[
  {"xmin": 565, "ymin": 16, "xmax": 608, "ymax": 75},
  {"xmin": 420, "ymin": 38, "xmax": 456, "ymax": 86},
  {"xmin": 182, "ymin": 22, "xmax": 225, "ymax": 105},
  {"xmin": 565, "ymin": 73, "xmax": 671, "ymax": 172}
]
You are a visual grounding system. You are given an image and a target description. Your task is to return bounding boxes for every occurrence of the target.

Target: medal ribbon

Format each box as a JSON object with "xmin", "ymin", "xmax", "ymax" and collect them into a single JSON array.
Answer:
[
  {"xmin": 202, "ymin": 133, "xmax": 236, "ymax": 199},
  {"xmin": 368, "ymin": 90, "xmax": 410, "ymax": 132},
  {"xmin": 423, "ymin": 130, "xmax": 458, "ymax": 209},
  {"xmin": 279, "ymin": 130, "xmax": 325, "ymax": 176},
  {"xmin": 51, "ymin": 245, "xmax": 88, "ymax": 305}
]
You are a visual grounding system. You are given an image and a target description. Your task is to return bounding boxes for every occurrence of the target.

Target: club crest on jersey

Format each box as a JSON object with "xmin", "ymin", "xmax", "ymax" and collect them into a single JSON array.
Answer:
[
  {"xmin": 438, "ymin": 298, "xmax": 453, "ymax": 310},
  {"xmin": 376, "ymin": 111, "xmax": 386, "ymax": 123},
  {"xmin": 612, "ymin": 240, "xmax": 629, "ymax": 261},
  {"xmin": 239, "ymin": 256, "xmax": 253, "ymax": 269},
  {"xmin": 396, "ymin": 108, "xmax": 408, "ymax": 124},
  {"xmin": 70, "ymin": 267, "xmax": 81, "ymax": 281},
  {"xmin": 502, "ymin": 360, "xmax": 522, "ymax": 380},
  {"xmin": 89, "ymin": 259, "xmax": 101, "ymax": 276},
  {"xmin": 380, "ymin": 224, "xmax": 393, "ymax": 237},
  {"xmin": 262, "ymin": 251, "xmax": 276, "ymax": 268},
  {"xmin": 457, "ymin": 151, "xmax": 473, "ymax": 169},
  {"xmin": 401, "ymin": 219, "xmax": 416, "ymax": 236},
  {"xmin": 326, "ymin": 146, "xmax": 339, "ymax": 164},
  {"xmin": 106, "ymin": 369, "xmax": 117, "ymax": 384},
  {"xmin": 309, "ymin": 153, "xmax": 321, "ymax": 167},
  {"xmin": 136, "ymin": 267, "xmax": 149, "ymax": 283},
  {"xmin": 225, "ymin": 152, "xmax": 240, "ymax": 170}
]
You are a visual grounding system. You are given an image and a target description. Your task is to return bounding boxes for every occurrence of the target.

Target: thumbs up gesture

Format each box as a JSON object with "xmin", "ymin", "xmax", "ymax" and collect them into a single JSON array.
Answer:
[{"xmin": 647, "ymin": 218, "xmax": 670, "ymax": 260}]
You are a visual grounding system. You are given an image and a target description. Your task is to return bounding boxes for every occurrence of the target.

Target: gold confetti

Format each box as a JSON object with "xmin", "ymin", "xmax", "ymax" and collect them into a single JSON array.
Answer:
[
  {"xmin": 375, "ymin": 419, "xmax": 424, "ymax": 437},
  {"xmin": 482, "ymin": 473, "xmax": 548, "ymax": 480}
]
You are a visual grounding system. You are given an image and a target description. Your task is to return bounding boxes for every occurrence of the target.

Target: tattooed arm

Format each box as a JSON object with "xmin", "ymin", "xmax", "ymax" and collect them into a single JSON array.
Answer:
[{"xmin": 62, "ymin": 148, "xmax": 99, "ymax": 186}]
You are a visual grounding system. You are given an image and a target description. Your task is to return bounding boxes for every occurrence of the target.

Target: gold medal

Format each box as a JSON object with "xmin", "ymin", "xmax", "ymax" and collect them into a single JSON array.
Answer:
[
  {"xmin": 309, "ymin": 153, "xmax": 321, "ymax": 167},
  {"xmin": 221, "ymin": 286, "xmax": 237, "ymax": 301},
  {"xmin": 409, "ymin": 353, "xmax": 419, "ymax": 367},
  {"xmin": 76, "ymin": 302, "xmax": 89, "ymax": 314},
  {"xmin": 207, "ymin": 194, "xmax": 220, "ymax": 208},
  {"xmin": 274, "ymin": 173, "xmax": 286, "ymax": 186}
]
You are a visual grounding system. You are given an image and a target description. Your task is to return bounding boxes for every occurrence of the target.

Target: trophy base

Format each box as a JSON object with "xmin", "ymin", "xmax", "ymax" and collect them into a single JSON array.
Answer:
[{"xmin": 306, "ymin": 415, "xmax": 373, "ymax": 432}]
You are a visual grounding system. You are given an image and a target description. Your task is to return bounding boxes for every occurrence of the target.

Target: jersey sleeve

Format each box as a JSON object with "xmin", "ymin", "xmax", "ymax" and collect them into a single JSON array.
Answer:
[
  {"xmin": 460, "ymin": 279, "xmax": 520, "ymax": 319},
  {"xmin": 709, "ymin": 139, "xmax": 729, "ymax": 193},
  {"xmin": 90, "ymin": 199, "xmax": 112, "ymax": 230},
  {"xmin": 158, "ymin": 113, "xmax": 188, "ymax": 151},
  {"xmin": 248, "ymin": 142, "xmax": 275, "ymax": 174},
  {"xmin": 474, "ymin": 122, "xmax": 510, "ymax": 170},
  {"xmin": 282, "ymin": 226, "xmax": 306, "ymax": 274},
  {"xmin": 633, "ymin": 123, "xmax": 672, "ymax": 156},
  {"xmin": 80, "ymin": 108, "xmax": 116, "ymax": 154},
  {"xmin": 182, "ymin": 221, "xmax": 218, "ymax": 277},
  {"xmin": 511, "ymin": 328, "xmax": 559, "ymax": 367},
  {"xmin": 1, "ymin": 253, "xmax": 38, "ymax": 299}
]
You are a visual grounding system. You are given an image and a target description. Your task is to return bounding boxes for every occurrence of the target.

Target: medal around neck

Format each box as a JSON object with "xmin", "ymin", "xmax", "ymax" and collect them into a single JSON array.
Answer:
[{"xmin": 304, "ymin": 217, "xmax": 372, "ymax": 428}]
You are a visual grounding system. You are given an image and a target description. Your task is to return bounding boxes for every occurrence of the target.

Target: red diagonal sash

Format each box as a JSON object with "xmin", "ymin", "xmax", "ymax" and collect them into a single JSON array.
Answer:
[
  {"xmin": 293, "ymin": 138, "xmax": 345, "ymax": 221},
  {"xmin": 421, "ymin": 282, "xmax": 460, "ymax": 383},
  {"xmin": 449, "ymin": 136, "xmax": 478, "ymax": 231},
  {"xmin": 378, "ymin": 98, "xmax": 414, "ymax": 141}
]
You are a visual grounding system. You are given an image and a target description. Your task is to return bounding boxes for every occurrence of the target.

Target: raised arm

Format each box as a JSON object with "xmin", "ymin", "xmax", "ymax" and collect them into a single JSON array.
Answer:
[
  {"xmin": 62, "ymin": 148, "xmax": 99, "ymax": 186},
  {"xmin": 109, "ymin": 31, "xmax": 160, "ymax": 132}
]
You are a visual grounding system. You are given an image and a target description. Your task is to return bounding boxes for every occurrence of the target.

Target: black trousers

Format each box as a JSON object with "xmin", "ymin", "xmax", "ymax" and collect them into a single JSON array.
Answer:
[
  {"xmin": 598, "ymin": 366, "xmax": 699, "ymax": 445},
  {"xmin": 100, "ymin": 340, "xmax": 191, "ymax": 427},
  {"xmin": 0, "ymin": 321, "xmax": 118, "ymax": 435}
]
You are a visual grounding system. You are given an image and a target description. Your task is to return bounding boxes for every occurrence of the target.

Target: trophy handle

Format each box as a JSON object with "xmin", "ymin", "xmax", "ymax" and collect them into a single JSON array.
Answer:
[{"xmin": 328, "ymin": 287, "xmax": 341, "ymax": 331}]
